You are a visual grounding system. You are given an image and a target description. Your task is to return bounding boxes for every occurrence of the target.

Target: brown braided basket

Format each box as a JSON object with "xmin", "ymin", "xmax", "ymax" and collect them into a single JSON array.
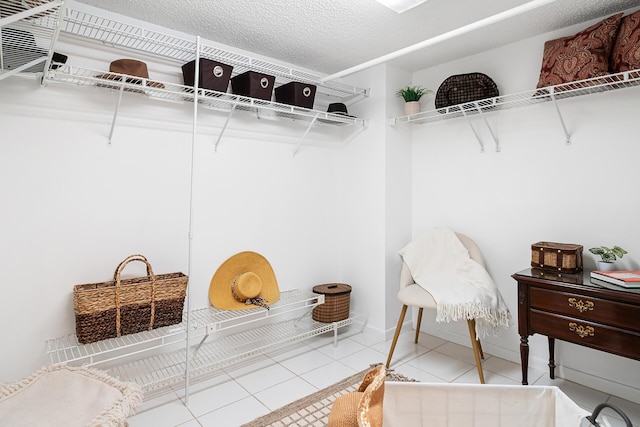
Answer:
[{"xmin": 73, "ymin": 254, "xmax": 188, "ymax": 344}]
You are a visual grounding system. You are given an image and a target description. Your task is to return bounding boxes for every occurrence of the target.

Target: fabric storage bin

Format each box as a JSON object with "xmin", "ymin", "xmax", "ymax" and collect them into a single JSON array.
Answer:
[
  {"xmin": 531, "ymin": 241, "xmax": 583, "ymax": 273},
  {"xmin": 73, "ymin": 254, "xmax": 188, "ymax": 344},
  {"xmin": 383, "ymin": 382, "xmax": 632, "ymax": 427},
  {"xmin": 230, "ymin": 70, "xmax": 275, "ymax": 100},
  {"xmin": 275, "ymin": 81, "xmax": 317, "ymax": 109},
  {"xmin": 182, "ymin": 58, "xmax": 233, "ymax": 92},
  {"xmin": 312, "ymin": 283, "xmax": 351, "ymax": 323}
]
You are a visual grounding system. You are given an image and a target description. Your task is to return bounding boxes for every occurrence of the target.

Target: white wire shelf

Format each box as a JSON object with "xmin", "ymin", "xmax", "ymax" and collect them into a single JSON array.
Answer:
[
  {"xmin": 391, "ymin": 69, "xmax": 640, "ymax": 125},
  {"xmin": 189, "ymin": 288, "xmax": 324, "ymax": 335},
  {"xmin": 0, "ymin": 0, "xmax": 63, "ymax": 80},
  {"xmin": 45, "ymin": 318, "xmax": 188, "ymax": 367},
  {"xmin": 108, "ymin": 312, "xmax": 367, "ymax": 393},
  {"xmin": 46, "ymin": 289, "xmax": 323, "ymax": 366},
  {"xmin": 58, "ymin": 6, "xmax": 368, "ymax": 100},
  {"xmin": 43, "ymin": 63, "xmax": 367, "ymax": 128},
  {"xmin": 45, "ymin": 288, "xmax": 366, "ymax": 393}
]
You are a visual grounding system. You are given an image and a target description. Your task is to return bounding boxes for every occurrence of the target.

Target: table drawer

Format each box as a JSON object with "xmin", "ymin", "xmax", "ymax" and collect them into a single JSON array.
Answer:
[
  {"xmin": 530, "ymin": 309, "xmax": 640, "ymax": 361},
  {"xmin": 529, "ymin": 286, "xmax": 640, "ymax": 331}
]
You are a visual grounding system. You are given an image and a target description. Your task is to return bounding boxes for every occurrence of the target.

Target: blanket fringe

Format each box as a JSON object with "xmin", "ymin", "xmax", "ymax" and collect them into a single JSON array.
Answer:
[{"xmin": 436, "ymin": 302, "xmax": 512, "ymax": 337}]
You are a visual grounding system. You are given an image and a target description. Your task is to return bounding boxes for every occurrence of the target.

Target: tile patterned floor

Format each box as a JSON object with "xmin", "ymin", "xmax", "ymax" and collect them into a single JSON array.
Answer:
[{"xmin": 127, "ymin": 329, "xmax": 640, "ymax": 427}]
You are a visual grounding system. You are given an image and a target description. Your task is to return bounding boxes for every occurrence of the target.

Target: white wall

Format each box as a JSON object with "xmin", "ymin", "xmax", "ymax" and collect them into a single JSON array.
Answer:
[
  {"xmin": 0, "ymin": 71, "xmax": 372, "ymax": 382},
  {"xmin": 406, "ymin": 15, "xmax": 640, "ymax": 403},
  {"xmin": 384, "ymin": 66, "xmax": 414, "ymax": 334},
  {"xmin": 2, "ymin": 2, "xmax": 639, "ymax": 406},
  {"xmin": 0, "ymin": 2, "xmax": 402, "ymax": 385}
]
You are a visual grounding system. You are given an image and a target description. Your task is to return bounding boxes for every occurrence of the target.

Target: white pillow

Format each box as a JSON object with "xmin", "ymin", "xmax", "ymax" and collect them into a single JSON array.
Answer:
[{"xmin": 0, "ymin": 363, "xmax": 143, "ymax": 427}]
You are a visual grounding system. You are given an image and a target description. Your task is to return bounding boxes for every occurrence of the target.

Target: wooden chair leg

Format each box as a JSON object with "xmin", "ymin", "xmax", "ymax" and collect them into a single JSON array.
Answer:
[
  {"xmin": 414, "ymin": 307, "xmax": 423, "ymax": 343},
  {"xmin": 467, "ymin": 319, "xmax": 485, "ymax": 384},
  {"xmin": 477, "ymin": 337, "xmax": 485, "ymax": 360},
  {"xmin": 386, "ymin": 305, "xmax": 407, "ymax": 368}
]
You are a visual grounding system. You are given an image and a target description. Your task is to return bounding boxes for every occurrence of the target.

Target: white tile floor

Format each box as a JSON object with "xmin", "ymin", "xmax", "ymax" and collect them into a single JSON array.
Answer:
[{"xmin": 127, "ymin": 329, "xmax": 640, "ymax": 427}]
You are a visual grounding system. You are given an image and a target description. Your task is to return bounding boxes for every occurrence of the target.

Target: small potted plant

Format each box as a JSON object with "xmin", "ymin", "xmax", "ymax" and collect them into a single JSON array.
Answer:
[
  {"xmin": 396, "ymin": 85, "xmax": 433, "ymax": 116},
  {"xmin": 589, "ymin": 245, "xmax": 627, "ymax": 271}
]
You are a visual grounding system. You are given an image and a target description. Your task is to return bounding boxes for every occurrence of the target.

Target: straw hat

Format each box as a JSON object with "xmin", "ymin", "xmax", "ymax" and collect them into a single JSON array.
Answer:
[
  {"xmin": 209, "ymin": 251, "xmax": 280, "ymax": 310},
  {"xmin": 328, "ymin": 365, "xmax": 385, "ymax": 427}
]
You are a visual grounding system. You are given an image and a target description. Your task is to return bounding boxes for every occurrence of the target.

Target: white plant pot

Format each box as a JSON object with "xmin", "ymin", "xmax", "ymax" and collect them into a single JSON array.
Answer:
[
  {"xmin": 404, "ymin": 101, "xmax": 420, "ymax": 116},
  {"xmin": 597, "ymin": 261, "xmax": 615, "ymax": 271}
]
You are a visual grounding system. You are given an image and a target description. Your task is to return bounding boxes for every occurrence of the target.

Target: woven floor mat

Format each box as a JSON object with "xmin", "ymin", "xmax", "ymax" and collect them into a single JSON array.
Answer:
[{"xmin": 240, "ymin": 364, "xmax": 417, "ymax": 427}]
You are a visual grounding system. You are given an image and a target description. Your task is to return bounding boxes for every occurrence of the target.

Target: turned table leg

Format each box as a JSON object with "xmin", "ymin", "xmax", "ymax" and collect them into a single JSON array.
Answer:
[
  {"xmin": 520, "ymin": 335, "xmax": 529, "ymax": 385},
  {"xmin": 548, "ymin": 337, "xmax": 556, "ymax": 379}
]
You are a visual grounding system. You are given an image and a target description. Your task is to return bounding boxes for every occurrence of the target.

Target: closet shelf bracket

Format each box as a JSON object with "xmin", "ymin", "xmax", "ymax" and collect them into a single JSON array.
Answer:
[
  {"xmin": 293, "ymin": 114, "xmax": 319, "ymax": 157},
  {"xmin": 214, "ymin": 103, "xmax": 236, "ymax": 151},
  {"xmin": 461, "ymin": 108, "xmax": 485, "ymax": 153},
  {"xmin": 549, "ymin": 89, "xmax": 571, "ymax": 145},
  {"xmin": 344, "ymin": 120, "xmax": 368, "ymax": 145},
  {"xmin": 476, "ymin": 105, "xmax": 500, "ymax": 152},
  {"xmin": 108, "ymin": 85, "xmax": 125, "ymax": 145}
]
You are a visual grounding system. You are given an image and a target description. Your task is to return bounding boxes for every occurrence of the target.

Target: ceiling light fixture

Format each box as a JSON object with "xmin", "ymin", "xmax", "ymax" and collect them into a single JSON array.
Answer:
[{"xmin": 375, "ymin": 0, "xmax": 428, "ymax": 14}]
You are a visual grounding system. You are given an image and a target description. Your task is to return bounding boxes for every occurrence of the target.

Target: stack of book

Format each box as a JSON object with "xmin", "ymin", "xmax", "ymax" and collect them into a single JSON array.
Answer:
[{"xmin": 590, "ymin": 270, "xmax": 640, "ymax": 289}]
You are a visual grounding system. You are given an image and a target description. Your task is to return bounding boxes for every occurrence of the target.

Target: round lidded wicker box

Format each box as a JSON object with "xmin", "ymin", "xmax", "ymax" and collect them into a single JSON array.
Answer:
[{"xmin": 312, "ymin": 283, "xmax": 352, "ymax": 323}]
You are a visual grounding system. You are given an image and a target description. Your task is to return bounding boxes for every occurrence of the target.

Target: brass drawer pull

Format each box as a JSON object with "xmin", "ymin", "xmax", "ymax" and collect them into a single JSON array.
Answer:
[
  {"xmin": 569, "ymin": 322, "xmax": 594, "ymax": 338},
  {"xmin": 568, "ymin": 298, "xmax": 594, "ymax": 313}
]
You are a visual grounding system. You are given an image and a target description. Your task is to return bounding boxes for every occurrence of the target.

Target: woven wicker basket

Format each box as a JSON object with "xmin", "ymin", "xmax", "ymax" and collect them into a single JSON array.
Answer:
[
  {"xmin": 73, "ymin": 254, "xmax": 188, "ymax": 344},
  {"xmin": 531, "ymin": 241, "xmax": 583, "ymax": 273},
  {"xmin": 312, "ymin": 283, "xmax": 351, "ymax": 323}
]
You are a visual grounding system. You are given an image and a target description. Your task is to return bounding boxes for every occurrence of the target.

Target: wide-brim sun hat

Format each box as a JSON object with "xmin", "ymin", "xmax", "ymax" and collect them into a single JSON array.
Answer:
[{"xmin": 209, "ymin": 251, "xmax": 280, "ymax": 310}]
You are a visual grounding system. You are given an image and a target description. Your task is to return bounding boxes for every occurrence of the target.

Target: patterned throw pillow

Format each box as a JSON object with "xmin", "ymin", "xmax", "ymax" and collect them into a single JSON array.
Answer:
[
  {"xmin": 610, "ymin": 10, "xmax": 640, "ymax": 72},
  {"xmin": 536, "ymin": 13, "xmax": 623, "ymax": 88}
]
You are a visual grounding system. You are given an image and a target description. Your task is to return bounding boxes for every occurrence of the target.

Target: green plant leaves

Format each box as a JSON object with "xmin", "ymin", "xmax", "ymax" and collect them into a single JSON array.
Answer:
[
  {"xmin": 588, "ymin": 245, "xmax": 627, "ymax": 262},
  {"xmin": 396, "ymin": 85, "xmax": 433, "ymax": 102},
  {"xmin": 612, "ymin": 246, "xmax": 628, "ymax": 258}
]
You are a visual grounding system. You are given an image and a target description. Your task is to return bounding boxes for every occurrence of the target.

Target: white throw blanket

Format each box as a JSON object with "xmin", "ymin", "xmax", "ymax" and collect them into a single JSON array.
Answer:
[{"xmin": 399, "ymin": 227, "xmax": 511, "ymax": 337}]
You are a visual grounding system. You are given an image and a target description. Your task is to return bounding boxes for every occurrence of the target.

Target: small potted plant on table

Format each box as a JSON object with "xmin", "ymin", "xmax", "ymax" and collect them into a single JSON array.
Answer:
[
  {"xmin": 589, "ymin": 245, "xmax": 627, "ymax": 271},
  {"xmin": 397, "ymin": 85, "xmax": 433, "ymax": 116}
]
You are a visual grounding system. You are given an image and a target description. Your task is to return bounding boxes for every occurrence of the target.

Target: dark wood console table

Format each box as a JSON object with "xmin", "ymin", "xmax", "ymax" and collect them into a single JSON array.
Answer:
[{"xmin": 512, "ymin": 268, "xmax": 640, "ymax": 385}]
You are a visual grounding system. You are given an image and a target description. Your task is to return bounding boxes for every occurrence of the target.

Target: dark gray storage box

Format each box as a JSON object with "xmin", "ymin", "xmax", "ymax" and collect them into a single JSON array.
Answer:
[
  {"xmin": 231, "ymin": 71, "xmax": 275, "ymax": 100},
  {"xmin": 275, "ymin": 81, "xmax": 317, "ymax": 109},
  {"xmin": 182, "ymin": 58, "xmax": 233, "ymax": 92}
]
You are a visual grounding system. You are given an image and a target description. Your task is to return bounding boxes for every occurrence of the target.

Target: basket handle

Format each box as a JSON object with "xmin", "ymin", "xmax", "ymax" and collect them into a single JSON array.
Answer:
[
  {"xmin": 587, "ymin": 403, "xmax": 632, "ymax": 427},
  {"xmin": 113, "ymin": 254, "xmax": 151, "ymax": 280},
  {"xmin": 113, "ymin": 254, "xmax": 157, "ymax": 337}
]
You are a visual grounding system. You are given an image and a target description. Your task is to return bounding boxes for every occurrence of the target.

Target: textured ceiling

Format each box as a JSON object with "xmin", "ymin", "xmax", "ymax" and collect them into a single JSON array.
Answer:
[{"xmin": 73, "ymin": 0, "xmax": 640, "ymax": 77}]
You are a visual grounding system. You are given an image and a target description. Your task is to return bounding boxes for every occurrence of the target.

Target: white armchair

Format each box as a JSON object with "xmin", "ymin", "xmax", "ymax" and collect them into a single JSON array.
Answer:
[{"xmin": 385, "ymin": 232, "xmax": 486, "ymax": 383}]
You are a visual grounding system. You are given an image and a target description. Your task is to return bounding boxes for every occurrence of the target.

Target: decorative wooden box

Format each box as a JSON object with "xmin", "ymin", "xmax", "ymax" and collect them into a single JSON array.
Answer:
[{"xmin": 531, "ymin": 241, "xmax": 583, "ymax": 273}]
